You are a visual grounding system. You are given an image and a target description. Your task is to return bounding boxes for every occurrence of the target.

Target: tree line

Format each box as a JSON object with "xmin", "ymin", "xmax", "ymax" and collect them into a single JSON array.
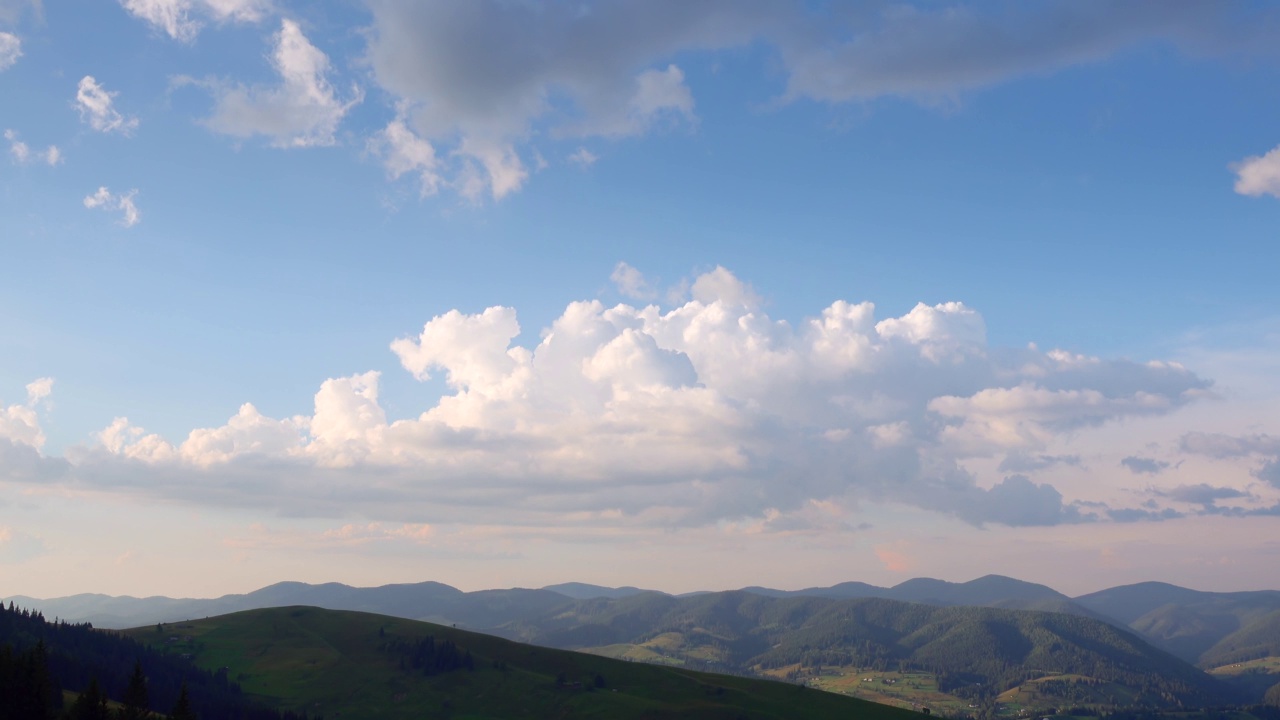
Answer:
[{"xmin": 0, "ymin": 600, "xmax": 316, "ymax": 719}]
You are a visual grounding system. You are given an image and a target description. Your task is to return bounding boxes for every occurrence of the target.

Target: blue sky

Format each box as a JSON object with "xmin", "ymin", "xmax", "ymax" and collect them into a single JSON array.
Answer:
[{"xmin": 2, "ymin": 0, "xmax": 1280, "ymax": 599}]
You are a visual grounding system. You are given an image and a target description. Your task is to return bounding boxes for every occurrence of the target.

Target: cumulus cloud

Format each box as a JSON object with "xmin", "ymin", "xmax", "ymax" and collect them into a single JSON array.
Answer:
[
  {"xmin": 1121, "ymin": 456, "xmax": 1171, "ymax": 475},
  {"xmin": 83, "ymin": 187, "xmax": 141, "ymax": 227},
  {"xmin": 75, "ymin": 76, "xmax": 139, "ymax": 134},
  {"xmin": 1233, "ymin": 145, "xmax": 1280, "ymax": 199},
  {"xmin": 31, "ymin": 265, "xmax": 1213, "ymax": 531},
  {"xmin": 5, "ymin": 129, "xmax": 61, "ymax": 165},
  {"xmin": 119, "ymin": 0, "xmax": 269, "ymax": 42},
  {"xmin": 0, "ymin": 31, "xmax": 18, "ymax": 71},
  {"xmin": 0, "ymin": 378, "xmax": 53, "ymax": 450},
  {"xmin": 199, "ymin": 19, "xmax": 360, "ymax": 148},
  {"xmin": 941, "ymin": 475, "xmax": 1088, "ymax": 528}
]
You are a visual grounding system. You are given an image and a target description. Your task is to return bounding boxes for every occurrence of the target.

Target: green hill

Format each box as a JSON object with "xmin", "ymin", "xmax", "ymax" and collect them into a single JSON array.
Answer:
[
  {"xmin": 1075, "ymin": 583, "xmax": 1280, "ymax": 666},
  {"xmin": 123, "ymin": 606, "xmax": 924, "ymax": 720},
  {"xmin": 504, "ymin": 592, "xmax": 1237, "ymax": 709}
]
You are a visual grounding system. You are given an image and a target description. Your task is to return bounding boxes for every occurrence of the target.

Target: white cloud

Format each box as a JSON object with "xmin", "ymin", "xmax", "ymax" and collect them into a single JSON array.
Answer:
[
  {"xmin": 611, "ymin": 261, "xmax": 655, "ymax": 300},
  {"xmin": 626, "ymin": 64, "xmax": 695, "ymax": 130},
  {"xmin": 119, "ymin": 0, "xmax": 270, "ymax": 41},
  {"xmin": 5, "ymin": 129, "xmax": 61, "ymax": 166},
  {"xmin": 0, "ymin": 31, "xmax": 19, "ymax": 71},
  {"xmin": 75, "ymin": 76, "xmax": 139, "ymax": 135},
  {"xmin": 455, "ymin": 136, "xmax": 527, "ymax": 201},
  {"xmin": 121, "ymin": 0, "xmax": 199, "ymax": 42},
  {"xmin": 369, "ymin": 118, "xmax": 442, "ymax": 197},
  {"xmin": 1232, "ymin": 145, "xmax": 1280, "ymax": 199},
  {"xmin": 39, "ymin": 266, "xmax": 1215, "ymax": 531},
  {"xmin": 26, "ymin": 378, "xmax": 53, "ymax": 405},
  {"xmin": 200, "ymin": 19, "xmax": 360, "ymax": 148},
  {"xmin": 0, "ymin": 378, "xmax": 53, "ymax": 450},
  {"xmin": 199, "ymin": 0, "xmax": 270, "ymax": 24},
  {"xmin": 83, "ymin": 187, "xmax": 141, "ymax": 227},
  {"xmin": 568, "ymin": 147, "xmax": 598, "ymax": 168}
]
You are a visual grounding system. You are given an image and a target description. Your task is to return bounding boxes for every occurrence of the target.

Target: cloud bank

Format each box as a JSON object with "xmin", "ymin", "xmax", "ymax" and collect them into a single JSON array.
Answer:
[{"xmin": 2, "ymin": 266, "xmax": 1233, "ymax": 531}]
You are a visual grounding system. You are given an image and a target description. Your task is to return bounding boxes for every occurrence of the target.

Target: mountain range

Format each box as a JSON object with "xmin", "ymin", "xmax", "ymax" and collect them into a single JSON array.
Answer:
[
  {"xmin": 9, "ymin": 574, "xmax": 1280, "ymax": 707},
  {"xmin": 16, "ymin": 574, "xmax": 1277, "ymax": 666}
]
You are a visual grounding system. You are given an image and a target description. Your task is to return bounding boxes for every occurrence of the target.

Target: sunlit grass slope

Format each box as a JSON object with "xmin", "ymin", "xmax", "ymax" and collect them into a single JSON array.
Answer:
[{"xmin": 125, "ymin": 606, "xmax": 924, "ymax": 720}]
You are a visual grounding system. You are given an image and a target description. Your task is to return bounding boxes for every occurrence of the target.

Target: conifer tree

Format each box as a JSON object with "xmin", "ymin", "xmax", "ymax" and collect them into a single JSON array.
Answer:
[
  {"xmin": 118, "ymin": 660, "xmax": 150, "ymax": 720},
  {"xmin": 169, "ymin": 682, "xmax": 197, "ymax": 720},
  {"xmin": 70, "ymin": 678, "xmax": 111, "ymax": 720},
  {"xmin": 23, "ymin": 640, "xmax": 56, "ymax": 720}
]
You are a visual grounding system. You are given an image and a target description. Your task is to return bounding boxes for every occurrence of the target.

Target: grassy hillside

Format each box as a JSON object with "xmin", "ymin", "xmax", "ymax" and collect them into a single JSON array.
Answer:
[
  {"xmin": 1209, "ymin": 657, "xmax": 1280, "ymax": 702},
  {"xmin": 1075, "ymin": 584, "xmax": 1280, "ymax": 666},
  {"xmin": 1202, "ymin": 611, "xmax": 1280, "ymax": 667},
  {"xmin": 508, "ymin": 592, "xmax": 1236, "ymax": 709},
  {"xmin": 123, "ymin": 606, "xmax": 923, "ymax": 720}
]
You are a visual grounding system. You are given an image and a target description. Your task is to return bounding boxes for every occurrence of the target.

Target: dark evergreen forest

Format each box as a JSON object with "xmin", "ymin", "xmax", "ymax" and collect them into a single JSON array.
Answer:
[{"xmin": 0, "ymin": 601, "xmax": 315, "ymax": 719}]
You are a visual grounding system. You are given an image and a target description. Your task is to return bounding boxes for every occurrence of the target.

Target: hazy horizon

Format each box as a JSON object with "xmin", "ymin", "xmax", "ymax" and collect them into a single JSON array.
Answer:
[
  {"xmin": 12, "ymin": 569, "xmax": 1280, "ymax": 604},
  {"xmin": 3, "ymin": 1, "xmax": 1280, "ymax": 601}
]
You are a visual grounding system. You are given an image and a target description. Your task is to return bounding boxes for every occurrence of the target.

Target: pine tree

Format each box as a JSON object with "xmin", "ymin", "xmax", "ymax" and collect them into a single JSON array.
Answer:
[
  {"xmin": 70, "ymin": 678, "xmax": 111, "ymax": 720},
  {"xmin": 23, "ymin": 640, "xmax": 56, "ymax": 720},
  {"xmin": 169, "ymin": 682, "xmax": 197, "ymax": 720},
  {"xmin": 118, "ymin": 660, "xmax": 149, "ymax": 720}
]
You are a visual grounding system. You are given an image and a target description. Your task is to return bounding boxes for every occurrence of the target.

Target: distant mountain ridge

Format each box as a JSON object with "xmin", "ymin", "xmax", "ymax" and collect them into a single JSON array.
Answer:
[
  {"xmin": 10, "ymin": 574, "xmax": 1280, "ymax": 672},
  {"xmin": 1075, "ymin": 582, "xmax": 1280, "ymax": 666}
]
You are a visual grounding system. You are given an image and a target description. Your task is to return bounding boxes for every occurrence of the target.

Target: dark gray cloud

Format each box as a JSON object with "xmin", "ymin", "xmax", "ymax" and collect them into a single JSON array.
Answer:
[
  {"xmin": 1179, "ymin": 432, "xmax": 1280, "ymax": 458},
  {"xmin": 913, "ymin": 474, "xmax": 1092, "ymax": 528},
  {"xmin": 1156, "ymin": 483, "xmax": 1248, "ymax": 506},
  {"xmin": 998, "ymin": 452, "xmax": 1081, "ymax": 473},
  {"xmin": 1121, "ymin": 456, "xmax": 1170, "ymax": 475},
  {"xmin": 776, "ymin": 1, "xmax": 1246, "ymax": 104},
  {"xmin": 1108, "ymin": 506, "xmax": 1185, "ymax": 523},
  {"xmin": 1256, "ymin": 460, "xmax": 1280, "ymax": 488},
  {"xmin": 1180, "ymin": 432, "xmax": 1280, "ymax": 489},
  {"xmin": 0, "ymin": 439, "xmax": 69, "ymax": 484},
  {"xmin": 361, "ymin": 0, "xmax": 1278, "ymax": 198}
]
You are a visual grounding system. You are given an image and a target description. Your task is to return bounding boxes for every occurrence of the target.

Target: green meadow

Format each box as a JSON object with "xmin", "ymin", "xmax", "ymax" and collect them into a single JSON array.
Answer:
[{"xmin": 125, "ymin": 606, "xmax": 925, "ymax": 720}]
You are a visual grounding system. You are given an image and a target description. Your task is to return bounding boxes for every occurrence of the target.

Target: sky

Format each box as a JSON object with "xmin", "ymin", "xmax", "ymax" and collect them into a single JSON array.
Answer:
[{"xmin": 2, "ymin": 0, "xmax": 1280, "ymax": 600}]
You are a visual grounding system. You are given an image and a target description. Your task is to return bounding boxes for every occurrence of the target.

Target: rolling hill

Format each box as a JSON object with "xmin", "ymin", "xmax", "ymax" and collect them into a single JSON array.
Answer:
[
  {"xmin": 1075, "ymin": 583, "xmax": 1280, "ymax": 666},
  {"xmin": 14, "ymin": 573, "xmax": 1280, "ymax": 700},
  {"xmin": 497, "ymin": 592, "xmax": 1237, "ymax": 708},
  {"xmin": 121, "ymin": 605, "xmax": 924, "ymax": 720}
]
